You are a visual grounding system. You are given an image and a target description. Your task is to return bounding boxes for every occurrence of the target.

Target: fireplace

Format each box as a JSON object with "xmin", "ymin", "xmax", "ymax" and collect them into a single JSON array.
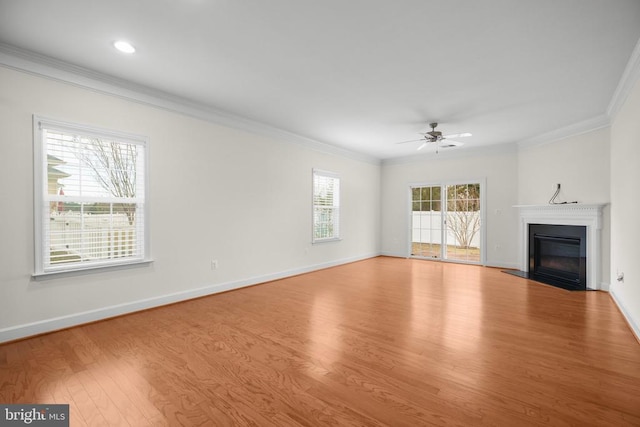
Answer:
[
  {"xmin": 529, "ymin": 224, "xmax": 586, "ymax": 290},
  {"xmin": 513, "ymin": 204, "xmax": 606, "ymax": 290}
]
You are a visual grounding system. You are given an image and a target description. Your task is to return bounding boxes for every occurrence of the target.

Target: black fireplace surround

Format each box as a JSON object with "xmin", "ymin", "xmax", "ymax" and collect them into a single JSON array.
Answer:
[{"xmin": 529, "ymin": 224, "xmax": 587, "ymax": 291}]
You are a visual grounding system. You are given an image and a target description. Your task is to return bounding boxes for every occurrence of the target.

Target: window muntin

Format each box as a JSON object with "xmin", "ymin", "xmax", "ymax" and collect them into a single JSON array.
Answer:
[
  {"xmin": 312, "ymin": 169, "xmax": 340, "ymax": 243},
  {"xmin": 34, "ymin": 116, "xmax": 149, "ymax": 275}
]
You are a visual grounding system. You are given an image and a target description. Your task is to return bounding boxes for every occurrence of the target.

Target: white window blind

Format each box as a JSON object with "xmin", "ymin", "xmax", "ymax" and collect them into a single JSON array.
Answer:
[
  {"xmin": 33, "ymin": 116, "xmax": 149, "ymax": 275},
  {"xmin": 312, "ymin": 169, "xmax": 340, "ymax": 243}
]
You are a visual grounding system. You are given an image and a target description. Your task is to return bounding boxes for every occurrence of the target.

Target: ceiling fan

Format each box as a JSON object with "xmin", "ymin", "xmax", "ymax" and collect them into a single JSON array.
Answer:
[{"xmin": 396, "ymin": 122, "xmax": 472, "ymax": 151}]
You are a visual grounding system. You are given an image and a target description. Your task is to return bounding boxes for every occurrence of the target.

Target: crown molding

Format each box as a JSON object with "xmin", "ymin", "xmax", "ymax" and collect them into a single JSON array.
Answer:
[
  {"xmin": 516, "ymin": 114, "xmax": 610, "ymax": 150},
  {"xmin": 0, "ymin": 43, "xmax": 380, "ymax": 166},
  {"xmin": 607, "ymin": 37, "xmax": 640, "ymax": 120}
]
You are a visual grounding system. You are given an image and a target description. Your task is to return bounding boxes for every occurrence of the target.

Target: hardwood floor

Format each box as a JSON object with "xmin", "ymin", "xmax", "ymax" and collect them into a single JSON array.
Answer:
[{"xmin": 2, "ymin": 257, "xmax": 640, "ymax": 426}]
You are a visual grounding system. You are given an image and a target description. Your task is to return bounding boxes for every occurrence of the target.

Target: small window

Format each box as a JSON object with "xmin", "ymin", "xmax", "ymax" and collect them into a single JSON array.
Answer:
[
  {"xmin": 33, "ymin": 116, "xmax": 150, "ymax": 275},
  {"xmin": 312, "ymin": 169, "xmax": 340, "ymax": 243}
]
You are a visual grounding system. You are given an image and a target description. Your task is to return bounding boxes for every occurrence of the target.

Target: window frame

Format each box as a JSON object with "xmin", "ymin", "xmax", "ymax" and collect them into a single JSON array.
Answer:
[
  {"xmin": 312, "ymin": 168, "xmax": 341, "ymax": 244},
  {"xmin": 33, "ymin": 115, "xmax": 151, "ymax": 277}
]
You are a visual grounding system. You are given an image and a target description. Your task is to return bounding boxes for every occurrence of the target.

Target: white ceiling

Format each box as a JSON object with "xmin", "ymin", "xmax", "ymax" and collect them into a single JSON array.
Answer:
[{"xmin": 1, "ymin": 0, "xmax": 639, "ymax": 160}]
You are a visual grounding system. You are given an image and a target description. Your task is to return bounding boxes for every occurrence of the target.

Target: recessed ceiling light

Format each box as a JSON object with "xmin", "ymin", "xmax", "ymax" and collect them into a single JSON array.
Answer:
[{"xmin": 114, "ymin": 40, "xmax": 136, "ymax": 54}]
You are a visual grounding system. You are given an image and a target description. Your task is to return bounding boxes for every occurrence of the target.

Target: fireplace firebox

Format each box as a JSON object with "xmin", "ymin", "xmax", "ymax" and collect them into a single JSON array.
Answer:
[{"xmin": 529, "ymin": 224, "xmax": 586, "ymax": 290}]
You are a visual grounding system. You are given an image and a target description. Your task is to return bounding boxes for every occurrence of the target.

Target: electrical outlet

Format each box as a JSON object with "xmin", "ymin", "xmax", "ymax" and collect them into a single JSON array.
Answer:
[
  {"xmin": 211, "ymin": 259, "xmax": 218, "ymax": 270},
  {"xmin": 617, "ymin": 271, "xmax": 624, "ymax": 282}
]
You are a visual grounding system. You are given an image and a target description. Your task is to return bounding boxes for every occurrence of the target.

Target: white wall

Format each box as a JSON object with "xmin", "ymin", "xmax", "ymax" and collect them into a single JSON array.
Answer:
[
  {"xmin": 381, "ymin": 148, "xmax": 520, "ymax": 268},
  {"xmin": 610, "ymin": 75, "xmax": 640, "ymax": 338},
  {"xmin": 0, "ymin": 66, "xmax": 381, "ymax": 341},
  {"xmin": 517, "ymin": 127, "xmax": 611, "ymax": 288},
  {"xmin": 517, "ymin": 127, "xmax": 611, "ymax": 205}
]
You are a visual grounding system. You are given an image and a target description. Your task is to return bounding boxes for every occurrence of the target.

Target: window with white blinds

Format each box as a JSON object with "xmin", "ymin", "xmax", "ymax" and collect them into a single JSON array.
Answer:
[
  {"xmin": 312, "ymin": 169, "xmax": 340, "ymax": 243},
  {"xmin": 33, "ymin": 116, "xmax": 149, "ymax": 275}
]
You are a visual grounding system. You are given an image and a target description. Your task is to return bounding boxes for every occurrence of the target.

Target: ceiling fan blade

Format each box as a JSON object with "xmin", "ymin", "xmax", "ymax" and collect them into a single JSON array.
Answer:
[
  {"xmin": 443, "ymin": 132, "xmax": 472, "ymax": 139},
  {"xmin": 395, "ymin": 138, "xmax": 424, "ymax": 144},
  {"xmin": 417, "ymin": 142, "xmax": 428, "ymax": 151}
]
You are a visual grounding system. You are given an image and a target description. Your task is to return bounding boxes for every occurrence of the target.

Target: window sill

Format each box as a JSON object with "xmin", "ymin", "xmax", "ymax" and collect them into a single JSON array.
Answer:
[
  {"xmin": 32, "ymin": 259, "xmax": 154, "ymax": 280},
  {"xmin": 312, "ymin": 238, "xmax": 342, "ymax": 244}
]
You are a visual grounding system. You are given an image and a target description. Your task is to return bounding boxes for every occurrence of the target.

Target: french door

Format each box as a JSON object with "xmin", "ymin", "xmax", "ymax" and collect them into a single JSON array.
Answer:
[{"xmin": 410, "ymin": 182, "xmax": 484, "ymax": 264}]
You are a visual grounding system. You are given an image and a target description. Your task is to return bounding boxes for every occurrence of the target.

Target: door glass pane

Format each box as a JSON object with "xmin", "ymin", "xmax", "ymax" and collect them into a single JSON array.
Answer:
[
  {"xmin": 445, "ymin": 183, "xmax": 481, "ymax": 262},
  {"xmin": 411, "ymin": 186, "xmax": 441, "ymax": 258}
]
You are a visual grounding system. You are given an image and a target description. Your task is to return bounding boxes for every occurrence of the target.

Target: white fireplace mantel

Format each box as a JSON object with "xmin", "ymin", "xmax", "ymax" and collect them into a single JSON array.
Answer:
[{"xmin": 514, "ymin": 204, "xmax": 607, "ymax": 290}]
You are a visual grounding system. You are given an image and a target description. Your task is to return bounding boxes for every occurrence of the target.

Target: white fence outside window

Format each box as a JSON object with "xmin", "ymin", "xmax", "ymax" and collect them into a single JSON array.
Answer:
[
  {"xmin": 412, "ymin": 211, "xmax": 480, "ymax": 248},
  {"xmin": 49, "ymin": 211, "xmax": 136, "ymax": 261}
]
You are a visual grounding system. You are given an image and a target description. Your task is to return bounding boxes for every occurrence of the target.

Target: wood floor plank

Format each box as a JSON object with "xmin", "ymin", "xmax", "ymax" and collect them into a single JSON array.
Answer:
[
  {"xmin": 1, "ymin": 257, "xmax": 640, "ymax": 426},
  {"xmin": 73, "ymin": 369, "xmax": 130, "ymax": 426},
  {"xmin": 64, "ymin": 372, "xmax": 110, "ymax": 426}
]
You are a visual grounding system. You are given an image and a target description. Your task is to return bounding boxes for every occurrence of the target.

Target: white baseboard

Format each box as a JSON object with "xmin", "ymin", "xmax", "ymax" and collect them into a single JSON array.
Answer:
[
  {"xmin": 379, "ymin": 251, "xmax": 408, "ymax": 258},
  {"xmin": 0, "ymin": 253, "xmax": 378, "ymax": 343},
  {"xmin": 609, "ymin": 287, "xmax": 640, "ymax": 343}
]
